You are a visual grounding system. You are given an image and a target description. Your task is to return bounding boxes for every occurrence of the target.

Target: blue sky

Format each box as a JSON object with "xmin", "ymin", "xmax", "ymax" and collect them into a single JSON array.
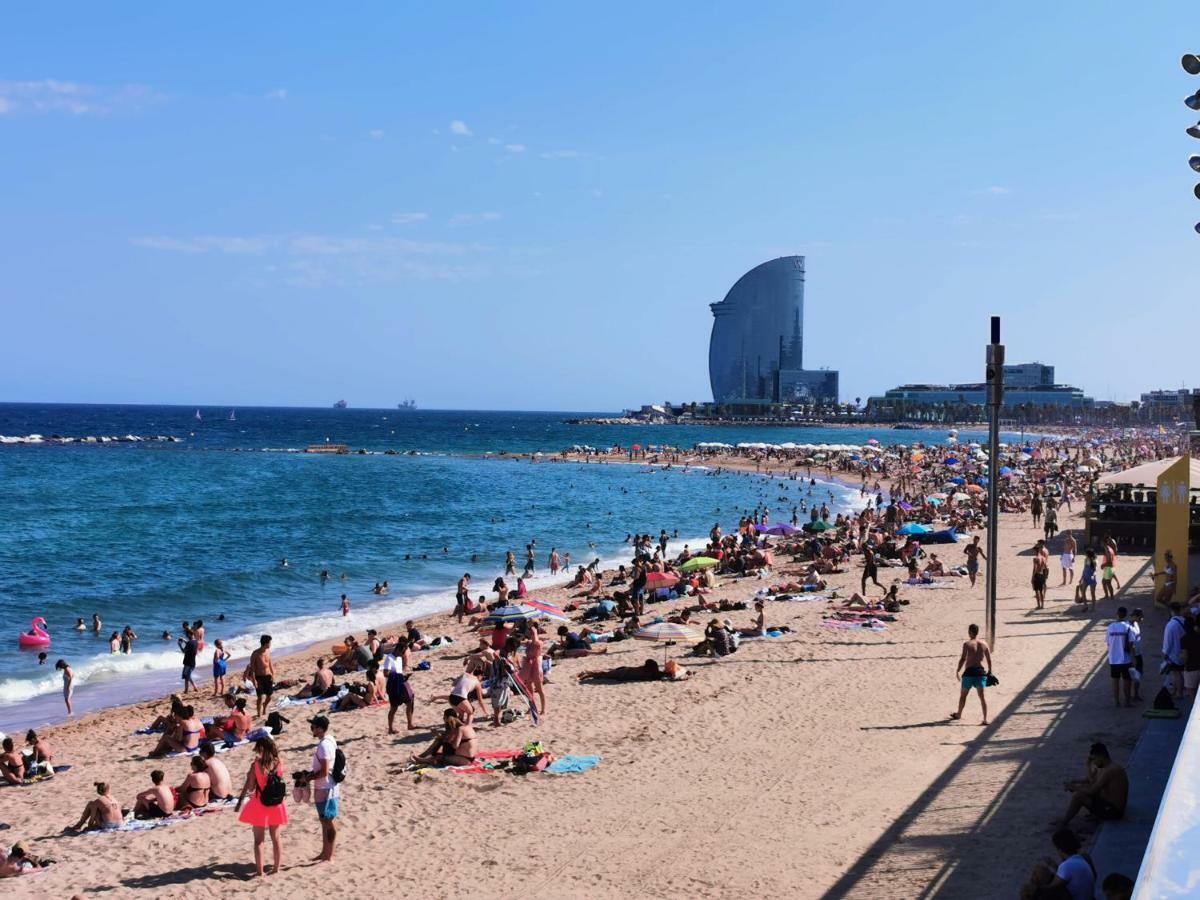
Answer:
[{"xmin": 2, "ymin": 3, "xmax": 1197, "ymax": 410}]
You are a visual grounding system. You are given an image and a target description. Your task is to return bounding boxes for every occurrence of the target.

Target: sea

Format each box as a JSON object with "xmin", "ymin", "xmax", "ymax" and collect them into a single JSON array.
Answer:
[{"xmin": 0, "ymin": 403, "xmax": 1015, "ymax": 732}]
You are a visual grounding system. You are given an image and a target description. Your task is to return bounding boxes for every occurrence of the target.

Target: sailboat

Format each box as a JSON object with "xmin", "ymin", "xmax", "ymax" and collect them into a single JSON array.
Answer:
[
  {"xmin": 228, "ymin": 410, "xmax": 236, "ymax": 421},
  {"xmin": 194, "ymin": 409, "xmax": 202, "ymax": 421}
]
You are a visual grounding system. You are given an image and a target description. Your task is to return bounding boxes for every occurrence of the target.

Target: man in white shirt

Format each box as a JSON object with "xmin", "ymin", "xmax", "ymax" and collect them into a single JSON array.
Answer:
[
  {"xmin": 308, "ymin": 715, "xmax": 338, "ymax": 862},
  {"xmin": 1105, "ymin": 607, "xmax": 1135, "ymax": 708}
]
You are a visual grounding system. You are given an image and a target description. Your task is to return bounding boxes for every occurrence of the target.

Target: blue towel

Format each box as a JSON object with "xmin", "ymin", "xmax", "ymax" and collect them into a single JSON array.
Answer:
[{"xmin": 545, "ymin": 755, "xmax": 601, "ymax": 775}]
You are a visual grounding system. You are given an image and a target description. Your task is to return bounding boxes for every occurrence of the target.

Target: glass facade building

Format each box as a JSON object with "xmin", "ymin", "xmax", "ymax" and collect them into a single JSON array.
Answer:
[{"xmin": 708, "ymin": 256, "xmax": 838, "ymax": 404}]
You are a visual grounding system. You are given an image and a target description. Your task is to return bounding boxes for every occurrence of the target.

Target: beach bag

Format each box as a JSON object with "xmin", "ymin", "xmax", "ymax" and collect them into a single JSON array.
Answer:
[
  {"xmin": 331, "ymin": 748, "xmax": 347, "ymax": 785},
  {"xmin": 1153, "ymin": 686, "xmax": 1177, "ymax": 711},
  {"xmin": 985, "ymin": 672, "xmax": 1000, "ymax": 687},
  {"xmin": 260, "ymin": 767, "xmax": 287, "ymax": 807}
]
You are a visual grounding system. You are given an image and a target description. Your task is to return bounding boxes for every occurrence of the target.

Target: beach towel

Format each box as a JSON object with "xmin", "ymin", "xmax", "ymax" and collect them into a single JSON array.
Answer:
[
  {"xmin": 739, "ymin": 631, "xmax": 785, "ymax": 641},
  {"xmin": 274, "ymin": 694, "xmax": 328, "ymax": 709},
  {"xmin": 0, "ymin": 764, "xmax": 72, "ymax": 787},
  {"xmin": 409, "ymin": 749, "xmax": 523, "ymax": 776},
  {"xmin": 545, "ymin": 755, "xmax": 601, "ymax": 775},
  {"xmin": 81, "ymin": 798, "xmax": 236, "ymax": 834},
  {"xmin": 164, "ymin": 731, "xmax": 264, "ymax": 758}
]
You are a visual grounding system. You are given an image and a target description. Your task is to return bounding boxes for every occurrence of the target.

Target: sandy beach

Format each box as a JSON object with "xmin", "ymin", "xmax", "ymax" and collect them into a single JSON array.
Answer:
[{"xmin": 0, "ymin": 494, "xmax": 1166, "ymax": 898}]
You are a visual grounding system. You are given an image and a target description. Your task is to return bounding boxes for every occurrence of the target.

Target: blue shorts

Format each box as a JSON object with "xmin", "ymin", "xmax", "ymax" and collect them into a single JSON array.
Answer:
[
  {"xmin": 315, "ymin": 794, "xmax": 339, "ymax": 820},
  {"xmin": 961, "ymin": 675, "xmax": 987, "ymax": 690}
]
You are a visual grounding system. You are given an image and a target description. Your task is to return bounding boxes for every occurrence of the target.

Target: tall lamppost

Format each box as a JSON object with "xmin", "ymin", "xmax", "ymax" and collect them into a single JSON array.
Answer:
[
  {"xmin": 1185, "ymin": 54, "xmax": 1200, "ymax": 233},
  {"xmin": 985, "ymin": 317, "xmax": 1004, "ymax": 648}
]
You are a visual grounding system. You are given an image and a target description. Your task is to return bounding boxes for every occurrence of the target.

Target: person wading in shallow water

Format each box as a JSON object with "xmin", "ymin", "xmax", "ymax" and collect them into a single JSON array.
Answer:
[{"xmin": 951, "ymin": 623, "xmax": 992, "ymax": 725}]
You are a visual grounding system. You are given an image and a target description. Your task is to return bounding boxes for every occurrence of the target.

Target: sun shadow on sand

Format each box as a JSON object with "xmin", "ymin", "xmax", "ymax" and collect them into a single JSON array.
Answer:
[
  {"xmin": 822, "ymin": 557, "xmax": 1154, "ymax": 899},
  {"xmin": 117, "ymin": 861, "xmax": 258, "ymax": 889}
]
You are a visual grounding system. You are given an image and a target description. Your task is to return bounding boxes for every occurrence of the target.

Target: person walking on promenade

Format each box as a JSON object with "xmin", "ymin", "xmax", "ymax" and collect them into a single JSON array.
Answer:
[
  {"xmin": 235, "ymin": 738, "xmax": 288, "ymax": 878},
  {"xmin": 951, "ymin": 624, "xmax": 992, "ymax": 725}
]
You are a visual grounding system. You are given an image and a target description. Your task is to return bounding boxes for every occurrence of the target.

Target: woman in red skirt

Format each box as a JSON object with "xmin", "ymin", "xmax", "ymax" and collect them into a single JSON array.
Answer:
[{"xmin": 235, "ymin": 737, "xmax": 288, "ymax": 877}]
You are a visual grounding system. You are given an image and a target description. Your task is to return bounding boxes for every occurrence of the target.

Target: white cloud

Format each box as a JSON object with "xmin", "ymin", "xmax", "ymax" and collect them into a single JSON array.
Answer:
[
  {"xmin": 505, "ymin": 143, "xmax": 526, "ymax": 153},
  {"xmin": 449, "ymin": 119, "xmax": 472, "ymax": 136},
  {"xmin": 130, "ymin": 232, "xmax": 489, "ymax": 286},
  {"xmin": 487, "ymin": 137, "xmax": 501, "ymax": 145},
  {"xmin": 264, "ymin": 88, "xmax": 288, "ymax": 101},
  {"xmin": 449, "ymin": 211, "xmax": 502, "ymax": 226},
  {"xmin": 540, "ymin": 149, "xmax": 584, "ymax": 159},
  {"xmin": 368, "ymin": 128, "xmax": 384, "ymax": 140},
  {"xmin": 974, "ymin": 185, "xmax": 1010, "ymax": 196},
  {"xmin": 0, "ymin": 79, "xmax": 159, "ymax": 115},
  {"xmin": 391, "ymin": 212, "xmax": 429, "ymax": 225}
]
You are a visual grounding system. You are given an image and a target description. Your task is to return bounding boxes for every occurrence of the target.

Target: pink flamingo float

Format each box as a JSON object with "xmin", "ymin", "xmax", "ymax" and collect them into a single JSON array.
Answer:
[{"xmin": 18, "ymin": 616, "xmax": 50, "ymax": 648}]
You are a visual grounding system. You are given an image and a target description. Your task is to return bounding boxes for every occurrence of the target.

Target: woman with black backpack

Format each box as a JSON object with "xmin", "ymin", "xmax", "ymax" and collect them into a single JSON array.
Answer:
[{"xmin": 235, "ymin": 737, "xmax": 288, "ymax": 877}]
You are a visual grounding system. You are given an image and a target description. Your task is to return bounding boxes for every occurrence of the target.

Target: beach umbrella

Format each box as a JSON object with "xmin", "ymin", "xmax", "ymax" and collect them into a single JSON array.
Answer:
[
  {"xmin": 644, "ymin": 572, "xmax": 680, "ymax": 590},
  {"xmin": 928, "ymin": 497, "xmax": 944, "ymax": 506},
  {"xmin": 930, "ymin": 492, "xmax": 949, "ymax": 500},
  {"xmin": 944, "ymin": 456, "xmax": 960, "ymax": 465},
  {"xmin": 866, "ymin": 438, "xmax": 880, "ymax": 445},
  {"xmin": 952, "ymin": 492, "xmax": 970, "ymax": 501},
  {"xmin": 898, "ymin": 523, "xmax": 930, "ymax": 535},
  {"xmin": 757, "ymin": 523, "xmax": 801, "ymax": 536},
  {"xmin": 999, "ymin": 466, "xmax": 1013, "ymax": 476},
  {"xmin": 635, "ymin": 621, "xmax": 701, "ymax": 660},
  {"xmin": 483, "ymin": 604, "xmax": 543, "ymax": 624},
  {"xmin": 966, "ymin": 484, "xmax": 985, "ymax": 493},
  {"xmin": 523, "ymin": 599, "xmax": 571, "ymax": 621},
  {"xmin": 678, "ymin": 556, "xmax": 718, "ymax": 573},
  {"xmin": 803, "ymin": 520, "xmax": 834, "ymax": 532},
  {"xmin": 949, "ymin": 476, "xmax": 966, "ymax": 485},
  {"xmin": 898, "ymin": 501, "xmax": 914, "ymax": 512}
]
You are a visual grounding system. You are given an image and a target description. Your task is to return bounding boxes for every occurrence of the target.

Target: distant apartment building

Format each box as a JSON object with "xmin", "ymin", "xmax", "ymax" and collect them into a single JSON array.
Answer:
[
  {"xmin": 868, "ymin": 362, "xmax": 1093, "ymax": 414},
  {"xmin": 1139, "ymin": 388, "xmax": 1200, "ymax": 422},
  {"xmin": 708, "ymin": 256, "xmax": 839, "ymax": 406}
]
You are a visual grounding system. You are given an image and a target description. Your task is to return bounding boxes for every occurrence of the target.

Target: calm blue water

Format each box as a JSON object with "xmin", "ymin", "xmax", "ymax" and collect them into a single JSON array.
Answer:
[{"xmin": 0, "ymin": 403, "xmax": 1002, "ymax": 730}]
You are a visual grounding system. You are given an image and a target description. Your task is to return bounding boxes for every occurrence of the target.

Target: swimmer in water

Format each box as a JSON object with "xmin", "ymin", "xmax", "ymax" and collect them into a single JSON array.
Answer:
[
  {"xmin": 37, "ymin": 652, "xmax": 47, "ymax": 665},
  {"xmin": 92, "ymin": 614, "xmax": 102, "ymax": 634},
  {"xmin": 280, "ymin": 558, "xmax": 289, "ymax": 568},
  {"xmin": 75, "ymin": 618, "xmax": 86, "ymax": 632}
]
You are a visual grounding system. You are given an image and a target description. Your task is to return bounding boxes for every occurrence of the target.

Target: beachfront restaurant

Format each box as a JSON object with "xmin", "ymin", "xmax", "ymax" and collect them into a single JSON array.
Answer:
[{"xmin": 1085, "ymin": 457, "xmax": 1200, "ymax": 548}]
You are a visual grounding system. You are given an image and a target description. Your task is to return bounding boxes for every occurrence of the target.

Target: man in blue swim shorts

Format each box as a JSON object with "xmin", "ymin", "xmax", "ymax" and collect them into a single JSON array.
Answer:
[
  {"xmin": 309, "ymin": 715, "xmax": 339, "ymax": 862},
  {"xmin": 951, "ymin": 623, "xmax": 993, "ymax": 725}
]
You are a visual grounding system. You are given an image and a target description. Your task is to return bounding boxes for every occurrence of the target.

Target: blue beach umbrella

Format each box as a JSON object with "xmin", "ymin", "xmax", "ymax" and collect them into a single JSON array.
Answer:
[
  {"xmin": 949, "ymin": 476, "xmax": 966, "ymax": 485},
  {"xmin": 999, "ymin": 466, "xmax": 1013, "ymax": 476},
  {"xmin": 898, "ymin": 523, "xmax": 931, "ymax": 535},
  {"xmin": 483, "ymin": 604, "xmax": 543, "ymax": 624}
]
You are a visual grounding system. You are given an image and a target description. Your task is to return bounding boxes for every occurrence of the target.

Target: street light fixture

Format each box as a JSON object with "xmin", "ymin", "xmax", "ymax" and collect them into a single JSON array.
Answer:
[
  {"xmin": 1190, "ymin": 122, "xmax": 1200, "ymax": 139},
  {"xmin": 1184, "ymin": 53, "xmax": 1200, "ymax": 75},
  {"xmin": 1191, "ymin": 156, "xmax": 1200, "ymax": 174},
  {"xmin": 1188, "ymin": 91, "xmax": 1200, "ymax": 111}
]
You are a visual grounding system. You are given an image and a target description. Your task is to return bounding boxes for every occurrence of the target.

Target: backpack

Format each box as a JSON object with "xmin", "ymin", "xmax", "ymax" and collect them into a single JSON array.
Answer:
[
  {"xmin": 259, "ymin": 765, "xmax": 287, "ymax": 806},
  {"xmin": 264, "ymin": 711, "xmax": 288, "ymax": 735},
  {"xmin": 331, "ymin": 747, "xmax": 347, "ymax": 784}
]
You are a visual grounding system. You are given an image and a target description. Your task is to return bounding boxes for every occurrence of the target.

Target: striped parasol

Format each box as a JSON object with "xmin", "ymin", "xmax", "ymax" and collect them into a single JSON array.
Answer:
[
  {"xmin": 523, "ymin": 599, "xmax": 571, "ymax": 622},
  {"xmin": 634, "ymin": 622, "xmax": 700, "ymax": 643}
]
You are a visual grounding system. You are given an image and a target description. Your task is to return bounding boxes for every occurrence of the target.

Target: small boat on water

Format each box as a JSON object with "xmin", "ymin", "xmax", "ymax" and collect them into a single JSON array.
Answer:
[
  {"xmin": 229, "ymin": 410, "xmax": 236, "ymax": 421},
  {"xmin": 194, "ymin": 409, "xmax": 202, "ymax": 421}
]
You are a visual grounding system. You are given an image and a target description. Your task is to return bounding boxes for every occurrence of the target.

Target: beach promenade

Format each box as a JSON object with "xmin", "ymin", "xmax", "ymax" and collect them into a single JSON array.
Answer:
[{"xmin": 0, "ymin": 501, "xmax": 1166, "ymax": 898}]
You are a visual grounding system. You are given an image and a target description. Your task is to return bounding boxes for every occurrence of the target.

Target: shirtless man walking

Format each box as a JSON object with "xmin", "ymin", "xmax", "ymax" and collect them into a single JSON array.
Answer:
[
  {"xmin": 250, "ymin": 635, "xmax": 275, "ymax": 717},
  {"xmin": 964, "ymin": 535, "xmax": 986, "ymax": 588},
  {"xmin": 1060, "ymin": 531, "xmax": 1077, "ymax": 586},
  {"xmin": 951, "ymin": 623, "xmax": 993, "ymax": 725},
  {"xmin": 1032, "ymin": 540, "xmax": 1050, "ymax": 610}
]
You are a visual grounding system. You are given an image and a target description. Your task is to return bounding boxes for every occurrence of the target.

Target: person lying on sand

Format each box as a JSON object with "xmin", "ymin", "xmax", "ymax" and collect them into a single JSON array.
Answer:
[
  {"xmin": 578, "ymin": 659, "xmax": 690, "ymax": 682},
  {"xmin": 67, "ymin": 782, "xmax": 123, "ymax": 832},
  {"xmin": 0, "ymin": 842, "xmax": 53, "ymax": 878},
  {"xmin": 133, "ymin": 769, "xmax": 176, "ymax": 819},
  {"xmin": 410, "ymin": 708, "xmax": 477, "ymax": 767},
  {"xmin": 548, "ymin": 626, "xmax": 608, "ymax": 657}
]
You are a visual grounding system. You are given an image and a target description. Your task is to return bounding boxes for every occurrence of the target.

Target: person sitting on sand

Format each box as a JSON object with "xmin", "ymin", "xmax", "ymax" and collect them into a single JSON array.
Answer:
[
  {"xmin": 24, "ymin": 730, "xmax": 54, "ymax": 776},
  {"xmin": 1018, "ymin": 828, "xmax": 1095, "ymax": 900},
  {"xmin": 922, "ymin": 554, "xmax": 948, "ymax": 577},
  {"xmin": 1, "ymin": 737, "xmax": 25, "ymax": 785},
  {"xmin": 148, "ymin": 694, "xmax": 186, "ymax": 733},
  {"xmin": 133, "ymin": 769, "xmax": 177, "ymax": 819},
  {"xmin": 176, "ymin": 756, "xmax": 212, "ymax": 811},
  {"xmin": 336, "ymin": 665, "xmax": 386, "ymax": 710},
  {"xmin": 549, "ymin": 625, "xmax": 608, "ymax": 658},
  {"xmin": 410, "ymin": 708, "xmax": 477, "ymax": 767},
  {"xmin": 200, "ymin": 742, "xmax": 234, "ymax": 800},
  {"xmin": 405, "ymin": 620, "xmax": 427, "ymax": 651},
  {"xmin": 739, "ymin": 601, "xmax": 767, "ymax": 638},
  {"xmin": 1053, "ymin": 742, "xmax": 1128, "ymax": 829},
  {"xmin": 294, "ymin": 657, "xmax": 336, "ymax": 699},
  {"xmin": 151, "ymin": 704, "xmax": 203, "ymax": 757},
  {"xmin": 0, "ymin": 842, "xmax": 50, "ymax": 878},
  {"xmin": 212, "ymin": 697, "xmax": 252, "ymax": 744},
  {"xmin": 68, "ymin": 782, "xmax": 123, "ymax": 832}
]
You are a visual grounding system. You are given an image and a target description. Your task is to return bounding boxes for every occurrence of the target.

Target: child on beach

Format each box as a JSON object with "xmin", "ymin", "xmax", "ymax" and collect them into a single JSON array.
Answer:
[{"xmin": 212, "ymin": 640, "xmax": 231, "ymax": 696}]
